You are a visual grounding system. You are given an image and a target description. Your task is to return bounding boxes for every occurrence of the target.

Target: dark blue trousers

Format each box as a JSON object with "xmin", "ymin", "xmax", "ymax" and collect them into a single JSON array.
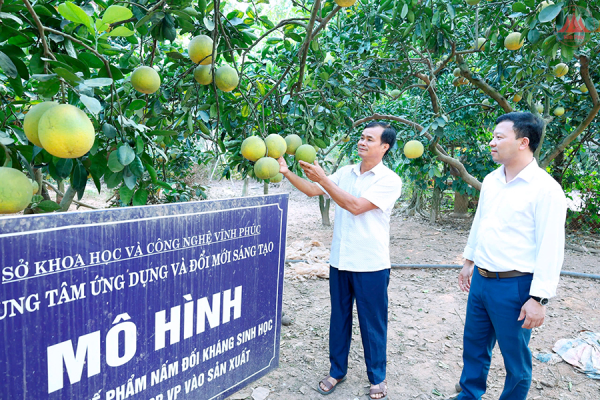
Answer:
[
  {"xmin": 458, "ymin": 270, "xmax": 534, "ymax": 400},
  {"xmin": 329, "ymin": 266, "xmax": 390, "ymax": 385}
]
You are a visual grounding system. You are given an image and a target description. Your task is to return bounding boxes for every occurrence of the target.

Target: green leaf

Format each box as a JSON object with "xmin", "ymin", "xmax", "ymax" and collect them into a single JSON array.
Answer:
[
  {"xmin": 79, "ymin": 53, "xmax": 104, "ymax": 69},
  {"xmin": 108, "ymin": 151, "xmax": 125, "ymax": 172},
  {"xmin": 132, "ymin": 189, "xmax": 149, "ymax": 206},
  {"xmin": 54, "ymin": 67, "xmax": 83, "ymax": 85},
  {"xmin": 102, "ymin": 123, "xmax": 117, "ymax": 138},
  {"xmin": 135, "ymin": 136, "xmax": 144, "ymax": 154},
  {"xmin": 55, "ymin": 158, "xmax": 73, "ymax": 179},
  {"xmin": 128, "ymin": 99, "xmax": 146, "ymax": 111},
  {"xmin": 36, "ymin": 200, "xmax": 62, "ymax": 212},
  {"xmin": 106, "ymin": 26, "xmax": 135, "ymax": 37},
  {"xmin": 538, "ymin": 3, "xmax": 563, "ymax": 23},
  {"xmin": 155, "ymin": 180, "xmax": 174, "ymax": 191},
  {"xmin": 57, "ymin": 2, "xmax": 93, "ymax": 33},
  {"xmin": 79, "ymin": 94, "xmax": 102, "ymax": 116},
  {"xmin": 117, "ymin": 144, "xmax": 135, "ymax": 166},
  {"xmin": 129, "ymin": 156, "xmax": 144, "ymax": 177},
  {"xmin": 102, "ymin": 5, "xmax": 133, "ymax": 25},
  {"xmin": 84, "ymin": 78, "xmax": 113, "ymax": 87},
  {"xmin": 119, "ymin": 185, "xmax": 134, "ymax": 204},
  {"xmin": 204, "ymin": 16, "xmax": 215, "ymax": 31},
  {"xmin": 72, "ymin": 161, "xmax": 88, "ymax": 200},
  {"xmin": 123, "ymin": 167, "xmax": 136, "ymax": 189},
  {"xmin": 105, "ymin": 170, "xmax": 123, "ymax": 189},
  {"xmin": 149, "ymin": 130, "xmax": 178, "ymax": 136},
  {"xmin": 0, "ymin": 51, "xmax": 18, "ymax": 78},
  {"xmin": 145, "ymin": 163, "xmax": 158, "ymax": 183},
  {"xmin": 0, "ymin": 12, "xmax": 23, "ymax": 25},
  {"xmin": 527, "ymin": 29, "xmax": 541, "ymax": 44},
  {"xmin": 512, "ymin": 2, "xmax": 527, "ymax": 13},
  {"xmin": 401, "ymin": 4, "xmax": 408, "ymax": 19}
]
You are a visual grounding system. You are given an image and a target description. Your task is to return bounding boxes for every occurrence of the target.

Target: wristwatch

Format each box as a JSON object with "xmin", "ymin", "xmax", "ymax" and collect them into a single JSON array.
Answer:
[{"xmin": 531, "ymin": 296, "xmax": 549, "ymax": 306}]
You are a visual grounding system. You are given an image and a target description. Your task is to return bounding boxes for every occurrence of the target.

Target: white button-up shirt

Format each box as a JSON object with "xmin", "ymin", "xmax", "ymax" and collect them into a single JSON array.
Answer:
[
  {"xmin": 463, "ymin": 159, "xmax": 567, "ymax": 298},
  {"xmin": 320, "ymin": 162, "xmax": 402, "ymax": 272}
]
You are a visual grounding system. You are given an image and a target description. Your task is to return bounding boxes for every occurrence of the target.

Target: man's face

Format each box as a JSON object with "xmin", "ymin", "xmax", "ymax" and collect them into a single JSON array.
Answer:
[
  {"xmin": 489, "ymin": 121, "xmax": 529, "ymax": 164},
  {"xmin": 357, "ymin": 126, "xmax": 389, "ymax": 161}
]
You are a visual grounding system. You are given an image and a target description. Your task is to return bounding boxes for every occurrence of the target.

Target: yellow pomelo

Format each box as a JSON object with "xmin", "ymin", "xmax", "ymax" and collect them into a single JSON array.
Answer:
[
  {"xmin": 131, "ymin": 66, "xmax": 161, "ymax": 94},
  {"xmin": 554, "ymin": 63, "xmax": 568, "ymax": 77},
  {"xmin": 215, "ymin": 65, "xmax": 239, "ymax": 92},
  {"xmin": 285, "ymin": 134, "xmax": 302, "ymax": 155},
  {"xmin": 342, "ymin": 134, "xmax": 350, "ymax": 143},
  {"xmin": 23, "ymin": 101, "xmax": 59, "ymax": 147},
  {"xmin": 513, "ymin": 93, "xmax": 522, "ymax": 103},
  {"xmin": 38, "ymin": 104, "xmax": 96, "ymax": 159},
  {"xmin": 472, "ymin": 38, "xmax": 486, "ymax": 51},
  {"xmin": 465, "ymin": 0, "xmax": 481, "ymax": 5},
  {"xmin": 504, "ymin": 32, "xmax": 524, "ymax": 50},
  {"xmin": 553, "ymin": 107, "xmax": 565, "ymax": 116},
  {"xmin": 265, "ymin": 133, "xmax": 287, "ymax": 159},
  {"xmin": 579, "ymin": 84, "xmax": 588, "ymax": 93},
  {"xmin": 404, "ymin": 140, "xmax": 424, "ymax": 159},
  {"xmin": 254, "ymin": 157, "xmax": 280, "ymax": 180},
  {"xmin": 453, "ymin": 68, "xmax": 461, "ymax": 77},
  {"xmin": 270, "ymin": 173, "xmax": 283, "ymax": 183},
  {"xmin": 539, "ymin": 1, "xmax": 554, "ymax": 11},
  {"xmin": 241, "ymin": 136, "xmax": 266, "ymax": 161},
  {"xmin": 390, "ymin": 89, "xmax": 401, "ymax": 98},
  {"xmin": 31, "ymin": 180, "xmax": 39, "ymax": 194},
  {"xmin": 482, "ymin": 99, "xmax": 492, "ymax": 109},
  {"xmin": 188, "ymin": 35, "xmax": 213, "ymax": 65},
  {"xmin": 335, "ymin": 0, "xmax": 356, "ymax": 7},
  {"xmin": 0, "ymin": 167, "xmax": 33, "ymax": 214},
  {"xmin": 295, "ymin": 144, "xmax": 317, "ymax": 164},
  {"xmin": 193, "ymin": 65, "xmax": 212, "ymax": 85},
  {"xmin": 535, "ymin": 103, "xmax": 544, "ymax": 113}
]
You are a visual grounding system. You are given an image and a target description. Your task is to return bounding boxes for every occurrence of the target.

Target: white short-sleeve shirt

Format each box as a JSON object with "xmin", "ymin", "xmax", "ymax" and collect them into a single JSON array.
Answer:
[{"xmin": 320, "ymin": 162, "xmax": 402, "ymax": 272}]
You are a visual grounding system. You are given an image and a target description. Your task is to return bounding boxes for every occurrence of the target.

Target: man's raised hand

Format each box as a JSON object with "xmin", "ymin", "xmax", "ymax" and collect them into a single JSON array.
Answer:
[
  {"xmin": 299, "ymin": 160, "xmax": 326, "ymax": 183},
  {"xmin": 277, "ymin": 156, "xmax": 289, "ymax": 175}
]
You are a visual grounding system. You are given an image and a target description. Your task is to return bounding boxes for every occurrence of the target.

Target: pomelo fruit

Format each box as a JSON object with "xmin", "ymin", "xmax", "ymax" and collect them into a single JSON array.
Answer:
[
  {"xmin": 0, "ymin": 167, "xmax": 33, "ymax": 214},
  {"xmin": 453, "ymin": 68, "xmax": 461, "ymax": 77},
  {"xmin": 390, "ymin": 89, "xmax": 401, "ymax": 98},
  {"xmin": 254, "ymin": 157, "xmax": 280, "ymax": 180},
  {"xmin": 579, "ymin": 84, "xmax": 588, "ymax": 93},
  {"xmin": 335, "ymin": 0, "xmax": 356, "ymax": 7},
  {"xmin": 513, "ymin": 93, "xmax": 522, "ymax": 103},
  {"xmin": 241, "ymin": 136, "xmax": 266, "ymax": 162},
  {"xmin": 404, "ymin": 140, "xmax": 424, "ymax": 159},
  {"xmin": 465, "ymin": 0, "xmax": 481, "ymax": 5},
  {"xmin": 553, "ymin": 107, "xmax": 565, "ymax": 117},
  {"xmin": 131, "ymin": 66, "xmax": 161, "ymax": 94},
  {"xmin": 539, "ymin": 1, "xmax": 554, "ymax": 11},
  {"xmin": 472, "ymin": 38, "xmax": 486, "ymax": 51},
  {"xmin": 482, "ymin": 99, "xmax": 492, "ymax": 109},
  {"xmin": 342, "ymin": 134, "xmax": 350, "ymax": 143},
  {"xmin": 295, "ymin": 144, "xmax": 317, "ymax": 164},
  {"xmin": 31, "ymin": 180, "xmax": 39, "ymax": 195},
  {"xmin": 38, "ymin": 104, "xmax": 95, "ymax": 159},
  {"xmin": 215, "ymin": 65, "xmax": 239, "ymax": 92},
  {"xmin": 270, "ymin": 173, "xmax": 283, "ymax": 183},
  {"xmin": 194, "ymin": 65, "xmax": 212, "ymax": 85},
  {"xmin": 554, "ymin": 63, "xmax": 568, "ymax": 78},
  {"xmin": 265, "ymin": 133, "xmax": 287, "ymax": 159},
  {"xmin": 535, "ymin": 103, "xmax": 544, "ymax": 113},
  {"xmin": 285, "ymin": 134, "xmax": 302, "ymax": 155},
  {"xmin": 23, "ymin": 101, "xmax": 59, "ymax": 147},
  {"xmin": 504, "ymin": 32, "xmax": 524, "ymax": 50},
  {"xmin": 188, "ymin": 34, "xmax": 213, "ymax": 65}
]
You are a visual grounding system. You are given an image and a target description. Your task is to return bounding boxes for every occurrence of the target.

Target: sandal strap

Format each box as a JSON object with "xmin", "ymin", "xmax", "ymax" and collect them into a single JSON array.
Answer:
[
  {"xmin": 369, "ymin": 380, "xmax": 387, "ymax": 397},
  {"xmin": 319, "ymin": 377, "xmax": 335, "ymax": 391}
]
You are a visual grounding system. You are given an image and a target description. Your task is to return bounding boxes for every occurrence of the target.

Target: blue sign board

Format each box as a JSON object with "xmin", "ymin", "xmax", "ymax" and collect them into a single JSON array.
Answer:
[{"xmin": 0, "ymin": 194, "xmax": 288, "ymax": 400}]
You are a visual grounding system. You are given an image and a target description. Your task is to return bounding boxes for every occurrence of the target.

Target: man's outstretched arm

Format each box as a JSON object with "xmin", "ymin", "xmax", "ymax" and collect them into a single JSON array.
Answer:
[{"xmin": 278, "ymin": 157, "xmax": 324, "ymax": 197}]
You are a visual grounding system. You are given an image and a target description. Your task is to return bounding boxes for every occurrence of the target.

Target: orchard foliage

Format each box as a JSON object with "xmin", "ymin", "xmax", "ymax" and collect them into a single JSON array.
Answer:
[{"xmin": 0, "ymin": 0, "xmax": 599, "ymax": 215}]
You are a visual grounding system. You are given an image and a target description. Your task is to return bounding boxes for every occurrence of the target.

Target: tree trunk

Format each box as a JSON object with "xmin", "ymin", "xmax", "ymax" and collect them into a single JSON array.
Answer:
[
  {"xmin": 430, "ymin": 186, "xmax": 442, "ymax": 223},
  {"xmin": 59, "ymin": 185, "xmax": 77, "ymax": 212},
  {"xmin": 452, "ymin": 191, "xmax": 470, "ymax": 218},
  {"xmin": 319, "ymin": 195, "xmax": 331, "ymax": 226},
  {"xmin": 242, "ymin": 177, "xmax": 249, "ymax": 196}
]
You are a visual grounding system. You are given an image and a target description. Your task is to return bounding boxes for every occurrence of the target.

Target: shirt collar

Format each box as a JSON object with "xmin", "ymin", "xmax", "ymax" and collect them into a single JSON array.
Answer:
[
  {"xmin": 497, "ymin": 158, "xmax": 538, "ymax": 183},
  {"xmin": 352, "ymin": 161, "xmax": 385, "ymax": 176}
]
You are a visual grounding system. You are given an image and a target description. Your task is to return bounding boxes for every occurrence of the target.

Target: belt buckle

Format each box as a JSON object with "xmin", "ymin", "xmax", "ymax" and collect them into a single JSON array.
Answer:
[{"xmin": 478, "ymin": 267, "xmax": 487, "ymax": 278}]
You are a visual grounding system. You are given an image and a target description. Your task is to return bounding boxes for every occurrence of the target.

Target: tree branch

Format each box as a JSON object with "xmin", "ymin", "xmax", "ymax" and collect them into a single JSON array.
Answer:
[
  {"xmin": 293, "ymin": 0, "xmax": 321, "ymax": 93},
  {"xmin": 44, "ymin": 181, "xmax": 98, "ymax": 209},
  {"xmin": 456, "ymin": 54, "xmax": 512, "ymax": 113},
  {"xmin": 310, "ymin": 5, "xmax": 341, "ymax": 40}
]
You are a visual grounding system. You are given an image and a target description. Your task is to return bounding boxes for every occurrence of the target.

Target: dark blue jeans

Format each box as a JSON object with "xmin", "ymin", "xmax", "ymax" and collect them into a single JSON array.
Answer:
[
  {"xmin": 328, "ymin": 266, "xmax": 390, "ymax": 385},
  {"xmin": 458, "ymin": 269, "xmax": 534, "ymax": 400}
]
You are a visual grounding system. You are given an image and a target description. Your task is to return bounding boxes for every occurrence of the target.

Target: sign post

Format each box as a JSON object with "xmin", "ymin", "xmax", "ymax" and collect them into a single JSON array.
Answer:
[{"xmin": 0, "ymin": 194, "xmax": 288, "ymax": 400}]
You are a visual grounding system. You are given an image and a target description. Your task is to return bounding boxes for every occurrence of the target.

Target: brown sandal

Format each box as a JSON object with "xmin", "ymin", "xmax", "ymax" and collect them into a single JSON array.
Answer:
[
  {"xmin": 316, "ymin": 375, "xmax": 346, "ymax": 395},
  {"xmin": 369, "ymin": 380, "xmax": 388, "ymax": 400}
]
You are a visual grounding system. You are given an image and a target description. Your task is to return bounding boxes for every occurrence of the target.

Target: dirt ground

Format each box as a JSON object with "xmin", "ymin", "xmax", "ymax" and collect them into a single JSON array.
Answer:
[{"xmin": 73, "ymin": 178, "xmax": 600, "ymax": 400}]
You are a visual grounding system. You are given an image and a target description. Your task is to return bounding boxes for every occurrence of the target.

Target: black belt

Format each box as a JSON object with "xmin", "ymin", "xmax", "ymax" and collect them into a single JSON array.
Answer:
[{"xmin": 477, "ymin": 267, "xmax": 532, "ymax": 279}]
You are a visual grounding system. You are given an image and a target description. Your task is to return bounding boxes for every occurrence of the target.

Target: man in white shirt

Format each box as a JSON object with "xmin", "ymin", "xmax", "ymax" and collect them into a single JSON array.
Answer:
[
  {"xmin": 278, "ymin": 122, "xmax": 402, "ymax": 400},
  {"xmin": 456, "ymin": 112, "xmax": 567, "ymax": 400}
]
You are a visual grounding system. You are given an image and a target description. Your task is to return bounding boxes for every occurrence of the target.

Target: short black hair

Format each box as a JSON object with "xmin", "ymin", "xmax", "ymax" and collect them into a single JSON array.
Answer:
[
  {"xmin": 365, "ymin": 121, "xmax": 397, "ymax": 156},
  {"xmin": 495, "ymin": 112, "xmax": 544, "ymax": 152}
]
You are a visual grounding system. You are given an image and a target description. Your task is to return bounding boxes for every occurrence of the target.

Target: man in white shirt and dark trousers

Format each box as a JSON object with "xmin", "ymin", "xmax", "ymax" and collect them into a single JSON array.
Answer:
[
  {"xmin": 456, "ymin": 112, "xmax": 567, "ymax": 400},
  {"xmin": 278, "ymin": 122, "xmax": 402, "ymax": 400}
]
